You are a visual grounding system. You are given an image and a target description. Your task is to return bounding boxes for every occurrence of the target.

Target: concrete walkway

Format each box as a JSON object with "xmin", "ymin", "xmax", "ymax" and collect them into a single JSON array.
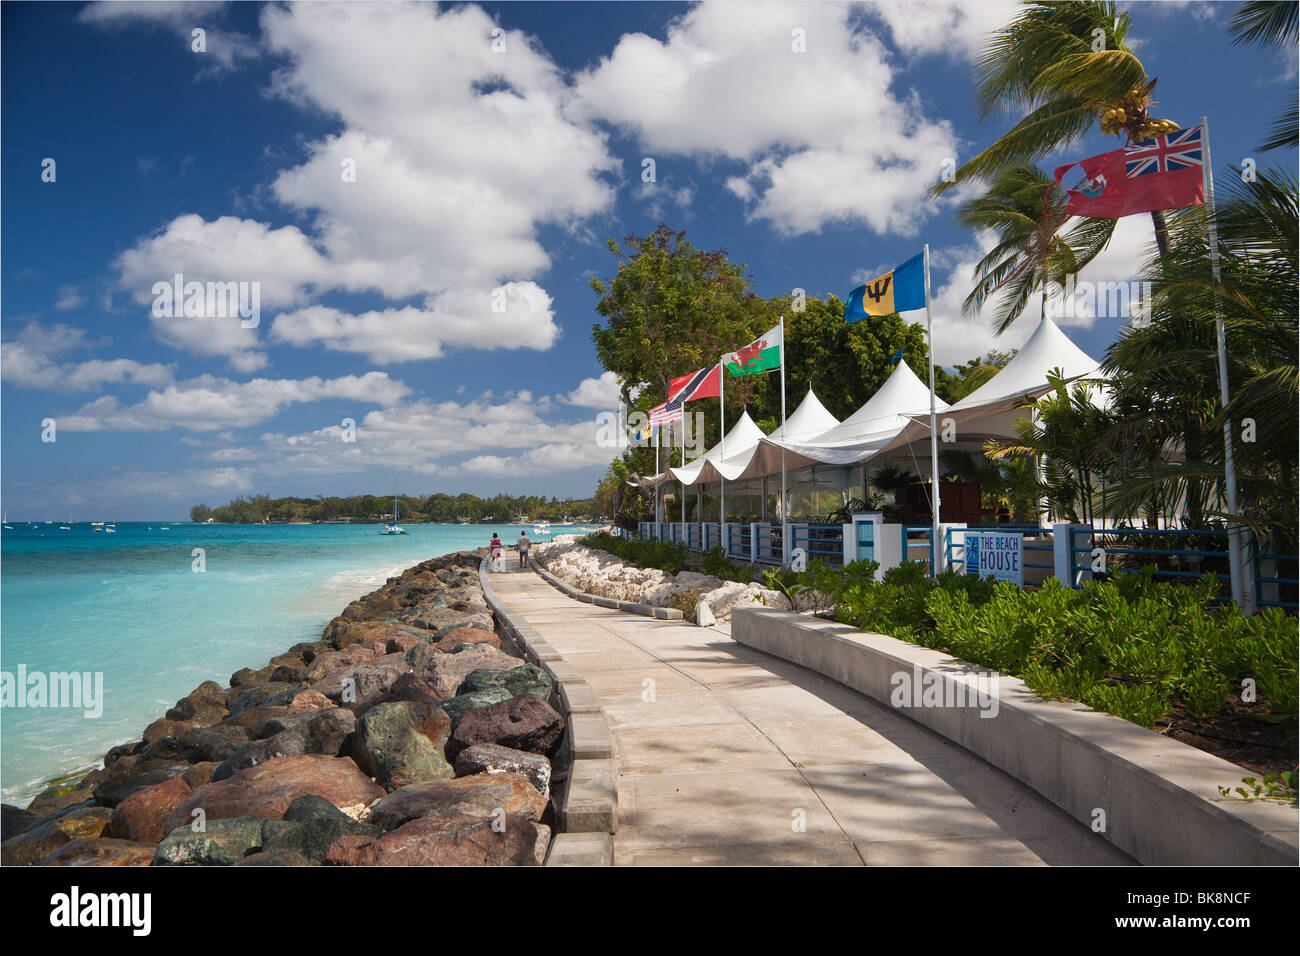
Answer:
[{"xmin": 489, "ymin": 568, "xmax": 1133, "ymax": 866}]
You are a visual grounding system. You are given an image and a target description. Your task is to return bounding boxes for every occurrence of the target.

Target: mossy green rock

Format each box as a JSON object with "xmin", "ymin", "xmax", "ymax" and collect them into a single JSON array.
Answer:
[
  {"xmin": 457, "ymin": 664, "xmax": 553, "ymax": 702},
  {"xmin": 439, "ymin": 688, "xmax": 512, "ymax": 727},
  {"xmin": 154, "ymin": 816, "xmax": 265, "ymax": 865}
]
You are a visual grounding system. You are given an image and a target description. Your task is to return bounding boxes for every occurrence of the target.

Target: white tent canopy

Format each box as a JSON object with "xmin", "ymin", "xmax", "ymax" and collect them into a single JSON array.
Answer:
[
  {"xmin": 649, "ymin": 316, "xmax": 1103, "ymax": 490},
  {"xmin": 665, "ymin": 410, "xmax": 766, "ymax": 486},
  {"xmin": 882, "ymin": 315, "xmax": 1102, "ymax": 452}
]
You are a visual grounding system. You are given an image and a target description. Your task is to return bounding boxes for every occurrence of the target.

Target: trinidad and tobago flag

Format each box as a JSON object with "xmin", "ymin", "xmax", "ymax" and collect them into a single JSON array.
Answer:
[
  {"xmin": 667, "ymin": 364, "xmax": 721, "ymax": 403},
  {"xmin": 1051, "ymin": 125, "xmax": 1205, "ymax": 219}
]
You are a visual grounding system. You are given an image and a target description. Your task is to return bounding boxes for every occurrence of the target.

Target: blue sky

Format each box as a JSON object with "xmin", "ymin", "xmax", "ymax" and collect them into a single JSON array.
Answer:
[{"xmin": 2, "ymin": 0, "xmax": 1294, "ymax": 520}]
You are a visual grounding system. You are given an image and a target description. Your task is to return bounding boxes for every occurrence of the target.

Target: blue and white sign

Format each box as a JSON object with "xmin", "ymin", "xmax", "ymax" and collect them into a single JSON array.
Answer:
[{"xmin": 965, "ymin": 532, "xmax": 1023, "ymax": 586}]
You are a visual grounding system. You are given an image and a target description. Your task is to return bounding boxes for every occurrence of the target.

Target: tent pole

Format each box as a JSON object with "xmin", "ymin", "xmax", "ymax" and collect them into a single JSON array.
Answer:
[{"xmin": 924, "ymin": 244, "xmax": 941, "ymax": 576}]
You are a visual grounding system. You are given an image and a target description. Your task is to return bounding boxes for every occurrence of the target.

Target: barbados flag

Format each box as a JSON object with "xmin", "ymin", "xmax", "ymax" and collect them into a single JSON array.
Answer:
[{"xmin": 844, "ymin": 253, "xmax": 926, "ymax": 322}]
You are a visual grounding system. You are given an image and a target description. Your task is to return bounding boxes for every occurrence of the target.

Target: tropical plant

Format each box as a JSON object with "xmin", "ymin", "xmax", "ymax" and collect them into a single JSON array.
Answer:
[
  {"xmin": 1229, "ymin": 0, "xmax": 1298, "ymax": 151},
  {"xmin": 1099, "ymin": 167, "xmax": 1298, "ymax": 545},
  {"xmin": 934, "ymin": 2, "xmax": 1181, "ymax": 255},
  {"xmin": 985, "ymin": 372, "xmax": 1113, "ymax": 523},
  {"xmin": 957, "ymin": 164, "xmax": 1085, "ymax": 334}
]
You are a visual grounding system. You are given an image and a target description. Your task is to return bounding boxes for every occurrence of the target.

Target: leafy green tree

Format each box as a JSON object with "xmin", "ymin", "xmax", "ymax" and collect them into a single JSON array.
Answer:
[{"xmin": 1100, "ymin": 167, "xmax": 1298, "ymax": 541}]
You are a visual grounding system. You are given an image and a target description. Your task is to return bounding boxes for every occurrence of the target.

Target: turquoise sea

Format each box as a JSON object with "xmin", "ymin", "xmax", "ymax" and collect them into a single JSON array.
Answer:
[{"xmin": 0, "ymin": 521, "xmax": 580, "ymax": 805}]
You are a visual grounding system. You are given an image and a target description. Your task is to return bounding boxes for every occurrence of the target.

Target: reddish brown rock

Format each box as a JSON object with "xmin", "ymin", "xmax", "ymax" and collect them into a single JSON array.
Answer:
[
  {"xmin": 421, "ymin": 644, "xmax": 520, "ymax": 698},
  {"xmin": 110, "ymin": 776, "xmax": 192, "ymax": 844},
  {"xmin": 287, "ymin": 690, "xmax": 333, "ymax": 714},
  {"xmin": 449, "ymin": 694, "xmax": 565, "ymax": 758},
  {"xmin": 310, "ymin": 661, "xmax": 406, "ymax": 713},
  {"xmin": 323, "ymin": 811, "xmax": 537, "ymax": 866},
  {"xmin": 389, "ymin": 672, "xmax": 442, "ymax": 707},
  {"xmin": 164, "ymin": 755, "xmax": 384, "ymax": 833},
  {"xmin": 366, "ymin": 772, "xmax": 547, "ymax": 829},
  {"xmin": 143, "ymin": 717, "xmax": 196, "ymax": 744},
  {"xmin": 40, "ymin": 837, "xmax": 155, "ymax": 867},
  {"xmin": 434, "ymin": 627, "xmax": 501, "ymax": 653},
  {"xmin": 304, "ymin": 645, "xmax": 378, "ymax": 682}
]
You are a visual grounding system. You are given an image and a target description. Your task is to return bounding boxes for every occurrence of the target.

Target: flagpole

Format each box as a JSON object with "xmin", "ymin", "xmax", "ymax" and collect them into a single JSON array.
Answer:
[
  {"xmin": 923, "ymin": 243, "xmax": 941, "ymax": 577},
  {"xmin": 779, "ymin": 314, "xmax": 789, "ymax": 566},
  {"xmin": 719, "ymin": 359, "xmax": 726, "ymax": 549},
  {"xmin": 1200, "ymin": 115, "xmax": 1246, "ymax": 608},
  {"xmin": 679, "ymin": 416, "xmax": 685, "ymax": 544}
]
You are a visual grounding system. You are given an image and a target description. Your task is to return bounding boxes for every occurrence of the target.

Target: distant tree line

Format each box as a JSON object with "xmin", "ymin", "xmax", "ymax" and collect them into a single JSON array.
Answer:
[{"xmin": 190, "ymin": 492, "xmax": 599, "ymax": 525}]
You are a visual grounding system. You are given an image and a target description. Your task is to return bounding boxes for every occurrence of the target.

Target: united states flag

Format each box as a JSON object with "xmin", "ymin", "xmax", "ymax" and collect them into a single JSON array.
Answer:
[
  {"xmin": 648, "ymin": 399, "xmax": 683, "ymax": 427},
  {"xmin": 1125, "ymin": 126, "xmax": 1203, "ymax": 178}
]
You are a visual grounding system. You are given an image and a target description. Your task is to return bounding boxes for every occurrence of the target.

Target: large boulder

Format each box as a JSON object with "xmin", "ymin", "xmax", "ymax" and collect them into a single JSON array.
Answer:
[
  {"xmin": 179, "ymin": 723, "xmax": 253, "ymax": 762},
  {"xmin": 304, "ymin": 645, "xmax": 378, "ymax": 682},
  {"xmin": 310, "ymin": 661, "xmax": 406, "ymax": 714},
  {"xmin": 259, "ymin": 795, "xmax": 382, "ymax": 861},
  {"xmin": 453, "ymin": 743, "xmax": 552, "ymax": 799},
  {"xmin": 389, "ymin": 672, "xmax": 443, "ymax": 707},
  {"xmin": 449, "ymin": 694, "xmax": 565, "ymax": 758},
  {"xmin": 434, "ymin": 627, "xmax": 500, "ymax": 653},
  {"xmin": 1, "ymin": 805, "xmax": 114, "ymax": 866},
  {"xmin": 164, "ymin": 755, "xmax": 384, "ymax": 833},
  {"xmin": 438, "ymin": 688, "xmax": 512, "ymax": 727},
  {"xmin": 366, "ymin": 772, "xmax": 547, "ymax": 830},
  {"xmin": 154, "ymin": 816, "xmax": 265, "ymax": 866},
  {"xmin": 93, "ymin": 760, "xmax": 190, "ymax": 807},
  {"xmin": 212, "ymin": 707, "xmax": 355, "ymax": 781},
  {"xmin": 228, "ymin": 681, "xmax": 302, "ymax": 717},
  {"xmin": 353, "ymin": 702, "xmax": 453, "ymax": 791},
  {"xmin": 457, "ymin": 663, "xmax": 553, "ymax": 702},
  {"xmin": 109, "ymin": 776, "xmax": 192, "ymax": 844},
  {"xmin": 323, "ymin": 811, "xmax": 537, "ymax": 866},
  {"xmin": 40, "ymin": 837, "xmax": 156, "ymax": 867},
  {"xmin": 419, "ymin": 644, "xmax": 521, "ymax": 698}
]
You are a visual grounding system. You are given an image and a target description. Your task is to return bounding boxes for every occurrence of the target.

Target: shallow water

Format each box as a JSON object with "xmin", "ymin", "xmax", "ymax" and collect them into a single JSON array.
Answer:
[{"xmin": 0, "ymin": 521, "xmax": 580, "ymax": 805}]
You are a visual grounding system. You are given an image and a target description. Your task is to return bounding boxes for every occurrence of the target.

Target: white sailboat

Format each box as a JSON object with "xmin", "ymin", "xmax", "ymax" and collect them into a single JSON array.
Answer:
[{"xmin": 379, "ymin": 492, "xmax": 406, "ymax": 535}]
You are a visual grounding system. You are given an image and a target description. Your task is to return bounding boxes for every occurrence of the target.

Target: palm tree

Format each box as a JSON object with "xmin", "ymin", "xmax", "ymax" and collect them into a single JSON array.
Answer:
[
  {"xmin": 934, "ymin": 2, "xmax": 1181, "ymax": 255},
  {"xmin": 1229, "ymin": 1, "xmax": 1299, "ymax": 151},
  {"xmin": 1099, "ymin": 167, "xmax": 1298, "ymax": 540},
  {"xmin": 956, "ymin": 163, "xmax": 1099, "ymax": 334}
]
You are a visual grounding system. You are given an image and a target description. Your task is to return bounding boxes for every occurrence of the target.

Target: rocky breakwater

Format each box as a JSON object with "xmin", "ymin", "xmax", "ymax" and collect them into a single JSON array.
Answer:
[
  {"xmin": 1, "ymin": 551, "xmax": 566, "ymax": 867},
  {"xmin": 534, "ymin": 537, "xmax": 784, "ymax": 624}
]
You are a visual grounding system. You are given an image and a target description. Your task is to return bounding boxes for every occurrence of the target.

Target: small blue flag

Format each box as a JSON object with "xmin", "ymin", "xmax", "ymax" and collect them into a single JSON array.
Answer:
[{"xmin": 889, "ymin": 348, "xmax": 905, "ymax": 366}]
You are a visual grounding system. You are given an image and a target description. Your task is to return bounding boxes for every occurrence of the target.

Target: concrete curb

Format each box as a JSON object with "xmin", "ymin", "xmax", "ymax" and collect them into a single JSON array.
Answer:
[
  {"xmin": 732, "ymin": 606, "xmax": 1299, "ymax": 867},
  {"xmin": 479, "ymin": 558, "xmax": 617, "ymax": 866},
  {"xmin": 530, "ymin": 558, "xmax": 684, "ymax": 620}
]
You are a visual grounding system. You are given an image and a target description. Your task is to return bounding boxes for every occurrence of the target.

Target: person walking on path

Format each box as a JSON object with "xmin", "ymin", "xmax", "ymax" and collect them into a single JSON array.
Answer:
[
  {"xmin": 489, "ymin": 533, "xmax": 503, "ymax": 569},
  {"xmin": 516, "ymin": 530, "xmax": 530, "ymax": 568}
]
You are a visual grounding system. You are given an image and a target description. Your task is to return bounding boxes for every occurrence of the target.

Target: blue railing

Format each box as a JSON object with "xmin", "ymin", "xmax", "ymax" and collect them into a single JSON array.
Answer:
[
  {"xmin": 1070, "ymin": 527, "xmax": 1232, "ymax": 588},
  {"xmin": 754, "ymin": 524, "xmax": 784, "ymax": 565},
  {"xmin": 728, "ymin": 523, "xmax": 751, "ymax": 562},
  {"xmin": 792, "ymin": 523, "xmax": 845, "ymax": 566},
  {"xmin": 1249, "ymin": 537, "xmax": 1299, "ymax": 610},
  {"xmin": 902, "ymin": 526, "xmax": 935, "ymax": 573}
]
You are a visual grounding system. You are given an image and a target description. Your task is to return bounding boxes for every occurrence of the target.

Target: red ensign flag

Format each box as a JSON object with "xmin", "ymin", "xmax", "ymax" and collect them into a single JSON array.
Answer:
[{"xmin": 1052, "ymin": 126, "xmax": 1205, "ymax": 219}]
